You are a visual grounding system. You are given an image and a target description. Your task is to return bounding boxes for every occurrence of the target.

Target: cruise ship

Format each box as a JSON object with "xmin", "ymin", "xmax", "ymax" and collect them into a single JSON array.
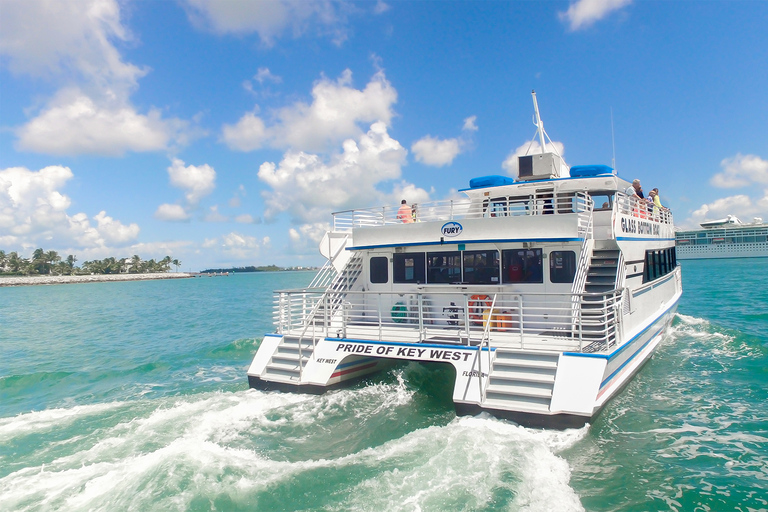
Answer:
[
  {"xmin": 247, "ymin": 93, "xmax": 682, "ymax": 428},
  {"xmin": 675, "ymin": 215, "xmax": 768, "ymax": 259}
]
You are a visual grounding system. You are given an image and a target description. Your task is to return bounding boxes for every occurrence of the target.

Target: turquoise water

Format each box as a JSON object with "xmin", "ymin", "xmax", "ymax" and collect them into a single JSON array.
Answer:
[{"xmin": 1, "ymin": 263, "xmax": 766, "ymax": 511}]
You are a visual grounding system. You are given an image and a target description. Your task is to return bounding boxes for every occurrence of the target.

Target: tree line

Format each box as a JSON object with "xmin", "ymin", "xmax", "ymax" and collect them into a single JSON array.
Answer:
[{"xmin": 0, "ymin": 249, "xmax": 181, "ymax": 276}]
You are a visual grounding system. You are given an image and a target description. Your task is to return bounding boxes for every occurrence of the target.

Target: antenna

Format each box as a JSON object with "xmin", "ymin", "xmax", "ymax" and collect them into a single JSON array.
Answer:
[
  {"xmin": 532, "ymin": 90, "xmax": 547, "ymax": 154},
  {"xmin": 525, "ymin": 90, "xmax": 562, "ymax": 158},
  {"xmin": 610, "ymin": 107, "xmax": 616, "ymax": 171}
]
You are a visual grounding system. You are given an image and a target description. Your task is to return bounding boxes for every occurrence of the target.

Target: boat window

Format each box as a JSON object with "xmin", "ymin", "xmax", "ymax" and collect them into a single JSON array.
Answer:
[
  {"xmin": 549, "ymin": 251, "xmax": 576, "ymax": 283},
  {"xmin": 393, "ymin": 253, "xmax": 425, "ymax": 284},
  {"xmin": 370, "ymin": 256, "xmax": 388, "ymax": 284},
  {"xmin": 463, "ymin": 250, "xmax": 500, "ymax": 284},
  {"xmin": 427, "ymin": 252, "xmax": 462, "ymax": 283},
  {"xmin": 643, "ymin": 247, "xmax": 677, "ymax": 283},
  {"xmin": 590, "ymin": 192, "xmax": 614, "ymax": 211},
  {"xmin": 502, "ymin": 249, "xmax": 543, "ymax": 284}
]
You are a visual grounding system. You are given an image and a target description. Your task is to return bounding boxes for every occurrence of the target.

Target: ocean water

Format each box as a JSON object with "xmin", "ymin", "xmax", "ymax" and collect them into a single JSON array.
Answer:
[{"xmin": 1, "ymin": 262, "xmax": 766, "ymax": 512}]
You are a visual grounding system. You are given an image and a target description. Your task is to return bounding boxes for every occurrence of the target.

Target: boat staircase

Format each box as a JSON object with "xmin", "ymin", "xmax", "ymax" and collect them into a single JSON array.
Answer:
[
  {"xmin": 262, "ymin": 253, "xmax": 364, "ymax": 383},
  {"xmin": 579, "ymin": 245, "xmax": 620, "ymax": 352},
  {"xmin": 482, "ymin": 349, "xmax": 560, "ymax": 413}
]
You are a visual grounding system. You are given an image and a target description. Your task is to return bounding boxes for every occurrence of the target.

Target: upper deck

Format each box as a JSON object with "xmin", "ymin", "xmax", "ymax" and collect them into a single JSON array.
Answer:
[{"xmin": 331, "ymin": 174, "xmax": 674, "ymax": 249}]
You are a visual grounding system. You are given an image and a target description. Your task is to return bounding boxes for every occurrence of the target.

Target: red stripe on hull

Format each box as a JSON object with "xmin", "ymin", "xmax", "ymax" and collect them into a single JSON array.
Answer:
[{"xmin": 331, "ymin": 362, "xmax": 378, "ymax": 378}]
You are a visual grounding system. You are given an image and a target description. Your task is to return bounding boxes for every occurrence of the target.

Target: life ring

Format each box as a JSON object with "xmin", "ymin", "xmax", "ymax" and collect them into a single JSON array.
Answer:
[
  {"xmin": 391, "ymin": 302, "xmax": 408, "ymax": 323},
  {"xmin": 469, "ymin": 294, "xmax": 492, "ymax": 325}
]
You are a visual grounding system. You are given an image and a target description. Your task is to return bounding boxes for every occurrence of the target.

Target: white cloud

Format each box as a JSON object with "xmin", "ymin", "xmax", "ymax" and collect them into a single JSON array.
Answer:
[
  {"xmin": 221, "ymin": 111, "xmax": 269, "ymax": 152},
  {"xmin": 686, "ymin": 190, "xmax": 768, "ymax": 228},
  {"xmin": 559, "ymin": 0, "xmax": 632, "ymax": 31},
  {"xmin": 411, "ymin": 136, "xmax": 461, "ymax": 167},
  {"xmin": 710, "ymin": 153, "xmax": 768, "ymax": 189},
  {"xmin": 463, "ymin": 115, "xmax": 478, "ymax": 132},
  {"xmin": 222, "ymin": 70, "xmax": 398, "ymax": 153},
  {"xmin": 1, "ymin": 1, "xmax": 195, "ymax": 156},
  {"xmin": 201, "ymin": 232, "xmax": 271, "ymax": 261},
  {"xmin": 93, "ymin": 211, "xmax": 140, "ymax": 244},
  {"xmin": 255, "ymin": 67, "xmax": 282, "ymax": 85},
  {"xmin": 0, "ymin": 165, "xmax": 139, "ymax": 250},
  {"xmin": 373, "ymin": 1, "xmax": 391, "ymax": 15},
  {"xmin": 411, "ymin": 115, "xmax": 478, "ymax": 167},
  {"xmin": 288, "ymin": 222, "xmax": 331, "ymax": 255},
  {"xmin": 15, "ymin": 89, "xmax": 186, "ymax": 156},
  {"xmin": 0, "ymin": 0, "xmax": 144, "ymax": 93},
  {"xmin": 204, "ymin": 205, "xmax": 228, "ymax": 223},
  {"xmin": 234, "ymin": 214, "xmax": 258, "ymax": 224},
  {"xmin": 502, "ymin": 140, "xmax": 567, "ymax": 178},
  {"xmin": 167, "ymin": 158, "xmax": 216, "ymax": 205},
  {"xmin": 258, "ymin": 121, "xmax": 426, "ymax": 223},
  {"xmin": 183, "ymin": 0, "xmax": 349, "ymax": 45},
  {"xmin": 154, "ymin": 203, "xmax": 190, "ymax": 222}
]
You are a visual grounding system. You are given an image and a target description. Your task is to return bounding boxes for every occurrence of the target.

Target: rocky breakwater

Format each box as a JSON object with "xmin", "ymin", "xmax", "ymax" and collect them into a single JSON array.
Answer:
[{"xmin": 0, "ymin": 273, "xmax": 194, "ymax": 287}]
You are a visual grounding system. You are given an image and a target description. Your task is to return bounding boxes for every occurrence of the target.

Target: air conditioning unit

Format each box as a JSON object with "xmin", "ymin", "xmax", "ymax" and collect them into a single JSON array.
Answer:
[{"xmin": 517, "ymin": 152, "xmax": 563, "ymax": 181}]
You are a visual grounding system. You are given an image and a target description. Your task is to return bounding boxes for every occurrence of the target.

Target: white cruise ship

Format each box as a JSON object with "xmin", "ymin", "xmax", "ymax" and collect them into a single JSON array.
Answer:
[
  {"xmin": 246, "ymin": 93, "xmax": 682, "ymax": 428},
  {"xmin": 676, "ymin": 215, "xmax": 768, "ymax": 259}
]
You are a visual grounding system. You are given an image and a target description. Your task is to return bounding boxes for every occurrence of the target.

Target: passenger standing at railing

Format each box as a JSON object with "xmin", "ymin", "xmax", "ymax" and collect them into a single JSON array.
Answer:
[
  {"xmin": 625, "ymin": 179, "xmax": 646, "ymax": 217},
  {"xmin": 397, "ymin": 199, "xmax": 413, "ymax": 223},
  {"xmin": 411, "ymin": 203, "xmax": 419, "ymax": 222}
]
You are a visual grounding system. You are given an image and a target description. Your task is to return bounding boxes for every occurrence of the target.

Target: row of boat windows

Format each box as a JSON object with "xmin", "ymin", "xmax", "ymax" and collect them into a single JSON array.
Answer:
[
  {"xmin": 369, "ymin": 249, "xmax": 577, "ymax": 285},
  {"xmin": 677, "ymin": 235, "xmax": 768, "ymax": 244},
  {"xmin": 643, "ymin": 247, "xmax": 677, "ymax": 283}
]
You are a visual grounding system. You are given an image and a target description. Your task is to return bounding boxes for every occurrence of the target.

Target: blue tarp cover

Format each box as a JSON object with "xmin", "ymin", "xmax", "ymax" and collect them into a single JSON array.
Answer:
[
  {"xmin": 469, "ymin": 175, "xmax": 516, "ymax": 188},
  {"xmin": 569, "ymin": 165, "xmax": 614, "ymax": 177}
]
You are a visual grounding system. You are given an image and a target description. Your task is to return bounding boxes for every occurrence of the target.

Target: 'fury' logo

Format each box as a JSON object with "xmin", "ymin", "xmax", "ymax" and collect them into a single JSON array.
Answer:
[{"xmin": 441, "ymin": 221, "xmax": 463, "ymax": 237}]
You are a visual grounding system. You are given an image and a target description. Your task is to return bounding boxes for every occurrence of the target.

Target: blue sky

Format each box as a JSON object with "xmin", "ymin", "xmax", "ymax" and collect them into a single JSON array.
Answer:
[{"xmin": 1, "ymin": 0, "xmax": 766, "ymax": 271}]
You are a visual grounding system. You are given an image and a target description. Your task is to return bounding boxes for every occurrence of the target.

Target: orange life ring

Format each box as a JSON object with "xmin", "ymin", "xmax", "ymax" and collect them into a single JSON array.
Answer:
[{"xmin": 469, "ymin": 294, "xmax": 492, "ymax": 325}]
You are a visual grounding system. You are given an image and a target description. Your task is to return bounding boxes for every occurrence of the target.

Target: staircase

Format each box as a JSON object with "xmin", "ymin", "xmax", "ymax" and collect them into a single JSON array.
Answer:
[
  {"xmin": 262, "ymin": 335, "xmax": 316, "ymax": 383},
  {"xmin": 483, "ymin": 349, "xmax": 559, "ymax": 413},
  {"xmin": 579, "ymin": 247, "xmax": 620, "ymax": 351}
]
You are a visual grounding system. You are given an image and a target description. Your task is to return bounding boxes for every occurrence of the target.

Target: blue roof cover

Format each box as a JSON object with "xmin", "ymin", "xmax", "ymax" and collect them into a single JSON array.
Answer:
[
  {"xmin": 569, "ymin": 165, "xmax": 614, "ymax": 177},
  {"xmin": 469, "ymin": 175, "xmax": 516, "ymax": 189}
]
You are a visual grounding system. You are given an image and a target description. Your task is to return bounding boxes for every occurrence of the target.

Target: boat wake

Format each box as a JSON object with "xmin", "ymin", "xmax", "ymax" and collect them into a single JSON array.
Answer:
[{"xmin": 0, "ymin": 372, "xmax": 587, "ymax": 511}]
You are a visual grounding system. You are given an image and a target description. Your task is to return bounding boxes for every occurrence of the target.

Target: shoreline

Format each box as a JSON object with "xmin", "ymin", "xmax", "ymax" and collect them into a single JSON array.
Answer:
[{"xmin": 0, "ymin": 273, "xmax": 194, "ymax": 287}]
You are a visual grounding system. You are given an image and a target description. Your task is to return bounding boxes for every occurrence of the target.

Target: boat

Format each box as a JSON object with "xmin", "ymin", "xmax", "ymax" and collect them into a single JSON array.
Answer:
[
  {"xmin": 247, "ymin": 92, "xmax": 682, "ymax": 429},
  {"xmin": 675, "ymin": 215, "xmax": 768, "ymax": 259}
]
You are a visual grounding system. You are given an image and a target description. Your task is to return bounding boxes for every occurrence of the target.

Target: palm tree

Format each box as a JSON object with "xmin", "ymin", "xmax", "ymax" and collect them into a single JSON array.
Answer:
[
  {"xmin": 129, "ymin": 254, "xmax": 141, "ymax": 274},
  {"xmin": 8, "ymin": 252, "xmax": 22, "ymax": 272},
  {"xmin": 161, "ymin": 256, "xmax": 172, "ymax": 273},
  {"xmin": 172, "ymin": 258, "xmax": 181, "ymax": 272},
  {"xmin": 66, "ymin": 255, "xmax": 77, "ymax": 275}
]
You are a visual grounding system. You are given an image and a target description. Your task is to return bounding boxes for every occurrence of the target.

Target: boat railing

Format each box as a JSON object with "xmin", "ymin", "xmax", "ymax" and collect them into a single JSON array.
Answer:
[
  {"xmin": 615, "ymin": 191, "xmax": 674, "ymax": 225},
  {"xmin": 331, "ymin": 191, "xmax": 594, "ymax": 231},
  {"xmin": 273, "ymin": 288, "xmax": 623, "ymax": 353}
]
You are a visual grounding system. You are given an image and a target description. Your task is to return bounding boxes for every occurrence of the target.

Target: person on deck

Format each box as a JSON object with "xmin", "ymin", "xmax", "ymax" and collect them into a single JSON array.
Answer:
[
  {"xmin": 397, "ymin": 200, "xmax": 413, "ymax": 223},
  {"xmin": 625, "ymin": 179, "xmax": 646, "ymax": 217}
]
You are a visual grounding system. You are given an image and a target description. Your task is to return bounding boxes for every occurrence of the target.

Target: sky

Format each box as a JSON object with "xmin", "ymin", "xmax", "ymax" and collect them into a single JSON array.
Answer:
[{"xmin": 1, "ymin": 0, "xmax": 767, "ymax": 271}]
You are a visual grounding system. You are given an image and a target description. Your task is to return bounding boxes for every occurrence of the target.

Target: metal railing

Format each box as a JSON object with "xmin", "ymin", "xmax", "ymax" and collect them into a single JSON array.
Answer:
[
  {"xmin": 273, "ymin": 288, "xmax": 622, "ymax": 353},
  {"xmin": 615, "ymin": 192, "xmax": 674, "ymax": 225},
  {"xmin": 332, "ymin": 191, "xmax": 594, "ymax": 231}
]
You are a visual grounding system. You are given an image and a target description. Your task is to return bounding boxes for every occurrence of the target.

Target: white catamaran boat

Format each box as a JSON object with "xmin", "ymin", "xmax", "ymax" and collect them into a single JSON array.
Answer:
[
  {"xmin": 247, "ymin": 92, "xmax": 682, "ymax": 428},
  {"xmin": 675, "ymin": 215, "xmax": 768, "ymax": 259}
]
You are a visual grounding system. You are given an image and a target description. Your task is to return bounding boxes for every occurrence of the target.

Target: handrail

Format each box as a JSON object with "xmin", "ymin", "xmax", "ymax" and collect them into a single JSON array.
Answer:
[
  {"xmin": 332, "ymin": 191, "xmax": 595, "ymax": 231},
  {"xmin": 273, "ymin": 287, "xmax": 623, "ymax": 353}
]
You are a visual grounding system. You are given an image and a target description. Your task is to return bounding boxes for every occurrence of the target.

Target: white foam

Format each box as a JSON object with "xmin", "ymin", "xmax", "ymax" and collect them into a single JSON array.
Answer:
[
  {"xmin": 0, "ymin": 402, "xmax": 127, "ymax": 441},
  {"xmin": 0, "ymin": 389, "xmax": 588, "ymax": 511},
  {"xmin": 675, "ymin": 313, "xmax": 709, "ymax": 326}
]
